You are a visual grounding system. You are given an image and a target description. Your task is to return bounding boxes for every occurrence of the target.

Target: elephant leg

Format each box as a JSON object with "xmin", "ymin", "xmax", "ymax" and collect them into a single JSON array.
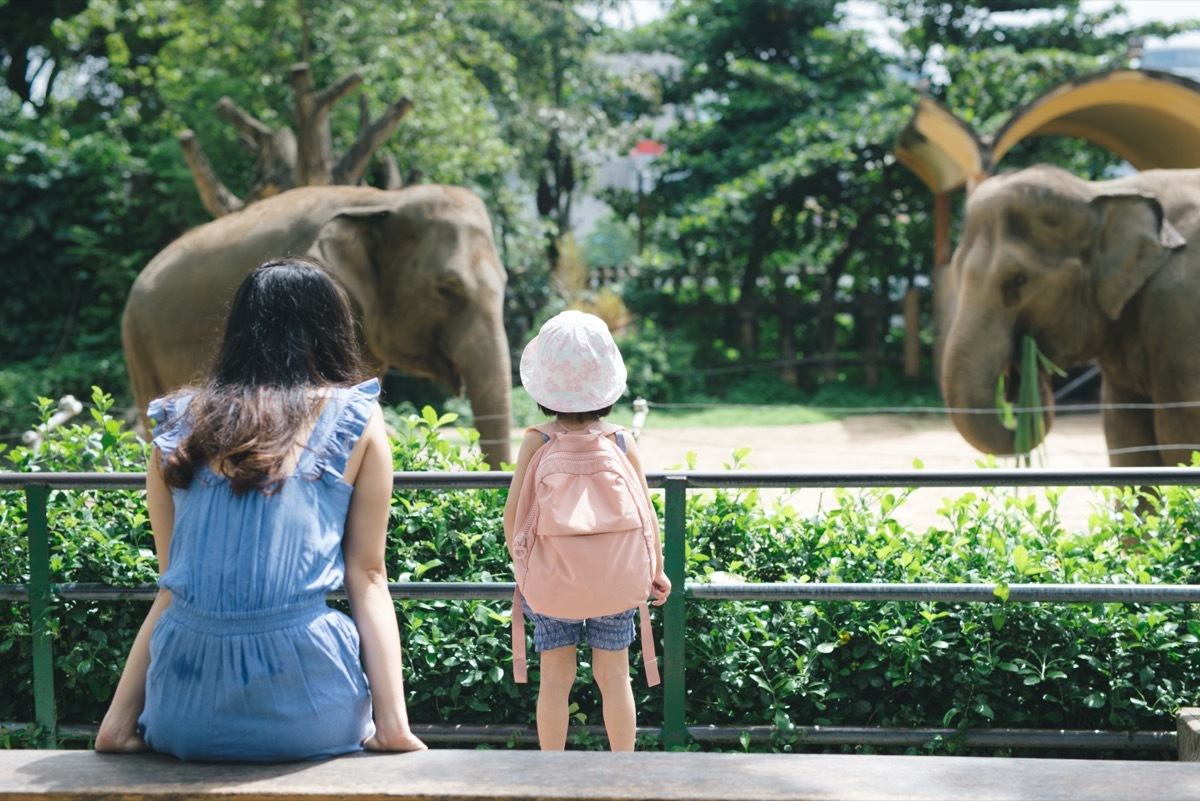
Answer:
[
  {"xmin": 1101, "ymin": 380, "xmax": 1160, "ymax": 467},
  {"xmin": 1153, "ymin": 391, "xmax": 1200, "ymax": 469},
  {"xmin": 1101, "ymin": 381, "xmax": 1165, "ymax": 542}
]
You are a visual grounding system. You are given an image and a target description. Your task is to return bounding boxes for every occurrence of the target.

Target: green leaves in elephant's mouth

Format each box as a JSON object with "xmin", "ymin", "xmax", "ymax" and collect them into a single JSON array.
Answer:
[{"xmin": 995, "ymin": 335, "xmax": 1066, "ymax": 466}]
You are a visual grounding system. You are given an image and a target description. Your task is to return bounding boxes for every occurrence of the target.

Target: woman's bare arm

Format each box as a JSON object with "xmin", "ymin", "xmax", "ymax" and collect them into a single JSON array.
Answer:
[
  {"xmin": 95, "ymin": 447, "xmax": 175, "ymax": 753},
  {"xmin": 342, "ymin": 406, "xmax": 426, "ymax": 752}
]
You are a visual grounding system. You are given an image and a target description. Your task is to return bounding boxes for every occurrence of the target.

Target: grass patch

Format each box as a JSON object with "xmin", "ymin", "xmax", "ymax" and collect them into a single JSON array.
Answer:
[
  {"xmin": 607, "ymin": 378, "xmax": 947, "ymax": 429},
  {"xmin": 607, "ymin": 404, "xmax": 835, "ymax": 429},
  {"xmin": 443, "ymin": 377, "xmax": 946, "ymax": 439}
]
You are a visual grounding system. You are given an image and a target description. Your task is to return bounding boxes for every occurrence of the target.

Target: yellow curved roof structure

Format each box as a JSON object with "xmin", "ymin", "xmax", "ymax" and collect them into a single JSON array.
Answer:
[
  {"xmin": 894, "ymin": 98, "xmax": 985, "ymax": 193},
  {"xmin": 896, "ymin": 69, "xmax": 1200, "ymax": 193}
]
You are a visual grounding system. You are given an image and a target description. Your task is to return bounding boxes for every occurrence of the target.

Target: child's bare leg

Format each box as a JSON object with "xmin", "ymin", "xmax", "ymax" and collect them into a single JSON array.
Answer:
[
  {"xmin": 592, "ymin": 647, "xmax": 635, "ymax": 751},
  {"xmin": 536, "ymin": 645, "xmax": 577, "ymax": 750}
]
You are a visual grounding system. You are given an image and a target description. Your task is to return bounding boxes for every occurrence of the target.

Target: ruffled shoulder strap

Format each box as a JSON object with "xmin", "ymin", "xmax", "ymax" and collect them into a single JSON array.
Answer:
[
  {"xmin": 312, "ymin": 378, "xmax": 381, "ymax": 481},
  {"xmin": 146, "ymin": 393, "xmax": 195, "ymax": 457}
]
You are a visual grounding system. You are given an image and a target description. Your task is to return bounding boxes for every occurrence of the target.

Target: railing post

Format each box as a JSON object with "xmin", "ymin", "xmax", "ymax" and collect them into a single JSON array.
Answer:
[
  {"xmin": 26, "ymin": 484, "xmax": 58, "ymax": 748},
  {"xmin": 661, "ymin": 476, "xmax": 688, "ymax": 750}
]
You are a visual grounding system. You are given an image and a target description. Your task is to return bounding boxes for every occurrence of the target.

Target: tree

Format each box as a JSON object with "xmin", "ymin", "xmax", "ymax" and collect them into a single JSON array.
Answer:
[
  {"xmin": 611, "ymin": 0, "xmax": 1200, "ymax": 394},
  {"xmin": 0, "ymin": 0, "xmax": 92, "ymax": 110},
  {"xmin": 0, "ymin": 0, "xmax": 635, "ymax": 439},
  {"xmin": 886, "ymin": 0, "xmax": 1200, "ymax": 176},
  {"xmin": 613, "ymin": 0, "xmax": 927, "ymax": 387},
  {"xmin": 449, "ymin": 0, "xmax": 633, "ymax": 274}
]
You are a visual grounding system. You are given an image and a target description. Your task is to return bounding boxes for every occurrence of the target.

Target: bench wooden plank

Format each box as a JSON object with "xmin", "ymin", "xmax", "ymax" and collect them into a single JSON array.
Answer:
[
  {"xmin": 2, "ymin": 749, "xmax": 1200, "ymax": 801},
  {"xmin": 1179, "ymin": 707, "xmax": 1200, "ymax": 762}
]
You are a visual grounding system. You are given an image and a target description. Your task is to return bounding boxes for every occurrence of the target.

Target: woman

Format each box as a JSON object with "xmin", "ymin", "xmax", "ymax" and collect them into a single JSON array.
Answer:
[{"xmin": 96, "ymin": 257, "xmax": 425, "ymax": 761}]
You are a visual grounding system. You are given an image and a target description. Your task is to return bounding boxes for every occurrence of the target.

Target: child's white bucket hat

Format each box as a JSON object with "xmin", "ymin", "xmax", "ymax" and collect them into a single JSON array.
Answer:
[{"xmin": 520, "ymin": 310, "xmax": 627, "ymax": 413}]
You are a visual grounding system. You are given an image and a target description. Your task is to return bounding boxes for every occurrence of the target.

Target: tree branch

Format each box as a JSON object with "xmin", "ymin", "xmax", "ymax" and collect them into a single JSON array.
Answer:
[
  {"xmin": 241, "ymin": 127, "xmax": 299, "ymax": 205},
  {"xmin": 181, "ymin": 61, "xmax": 409, "ymax": 210},
  {"xmin": 177, "ymin": 130, "xmax": 244, "ymax": 217},
  {"xmin": 215, "ymin": 97, "xmax": 272, "ymax": 145},
  {"xmin": 381, "ymin": 153, "xmax": 403, "ymax": 189},
  {"xmin": 332, "ymin": 96, "xmax": 413, "ymax": 185},
  {"xmin": 313, "ymin": 69, "xmax": 363, "ymax": 116},
  {"xmin": 290, "ymin": 62, "xmax": 324, "ymax": 185},
  {"xmin": 290, "ymin": 63, "xmax": 363, "ymax": 187}
]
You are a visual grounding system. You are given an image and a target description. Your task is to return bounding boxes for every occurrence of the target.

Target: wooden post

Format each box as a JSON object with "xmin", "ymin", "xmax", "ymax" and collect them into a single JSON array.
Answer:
[
  {"xmin": 861, "ymin": 292, "xmax": 882, "ymax": 386},
  {"xmin": 779, "ymin": 293, "xmax": 798, "ymax": 387},
  {"xmin": 818, "ymin": 275, "xmax": 838, "ymax": 381},
  {"xmin": 904, "ymin": 286, "xmax": 921, "ymax": 377},
  {"xmin": 1179, "ymin": 708, "xmax": 1200, "ymax": 761},
  {"xmin": 930, "ymin": 191, "xmax": 953, "ymax": 383}
]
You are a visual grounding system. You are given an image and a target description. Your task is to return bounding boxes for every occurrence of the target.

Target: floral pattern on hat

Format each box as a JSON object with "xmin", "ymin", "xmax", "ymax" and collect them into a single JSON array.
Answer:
[{"xmin": 520, "ymin": 310, "xmax": 627, "ymax": 413}]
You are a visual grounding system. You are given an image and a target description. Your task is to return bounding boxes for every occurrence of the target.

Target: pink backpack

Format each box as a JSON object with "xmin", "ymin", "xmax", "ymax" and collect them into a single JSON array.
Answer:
[{"xmin": 508, "ymin": 420, "xmax": 661, "ymax": 686}]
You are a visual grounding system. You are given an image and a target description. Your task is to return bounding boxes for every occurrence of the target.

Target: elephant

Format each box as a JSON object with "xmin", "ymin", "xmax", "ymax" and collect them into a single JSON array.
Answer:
[
  {"xmin": 941, "ymin": 163, "xmax": 1200, "ymax": 468},
  {"xmin": 122, "ymin": 183, "xmax": 512, "ymax": 467}
]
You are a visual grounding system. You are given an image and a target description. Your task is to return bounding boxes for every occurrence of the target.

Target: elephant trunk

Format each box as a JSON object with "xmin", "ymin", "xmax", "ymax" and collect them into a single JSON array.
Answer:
[
  {"xmin": 942, "ymin": 319, "xmax": 1054, "ymax": 457},
  {"xmin": 449, "ymin": 321, "xmax": 512, "ymax": 468}
]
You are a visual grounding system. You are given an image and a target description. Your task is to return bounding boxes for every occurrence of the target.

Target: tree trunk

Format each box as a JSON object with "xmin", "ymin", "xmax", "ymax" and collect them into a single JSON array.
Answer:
[
  {"xmin": 818, "ymin": 275, "xmax": 838, "ymax": 381},
  {"xmin": 737, "ymin": 225, "xmax": 770, "ymax": 353},
  {"xmin": 779, "ymin": 291, "xmax": 798, "ymax": 387},
  {"xmin": 180, "ymin": 61, "xmax": 413, "ymax": 217},
  {"xmin": 861, "ymin": 291, "xmax": 883, "ymax": 386}
]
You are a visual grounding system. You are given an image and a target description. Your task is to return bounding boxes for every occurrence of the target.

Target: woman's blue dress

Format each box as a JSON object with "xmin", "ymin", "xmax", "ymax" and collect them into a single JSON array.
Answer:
[{"xmin": 137, "ymin": 379, "xmax": 382, "ymax": 762}]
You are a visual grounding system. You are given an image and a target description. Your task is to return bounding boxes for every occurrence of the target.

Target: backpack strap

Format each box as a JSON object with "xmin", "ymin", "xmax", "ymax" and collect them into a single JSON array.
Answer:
[
  {"xmin": 532, "ymin": 429, "xmax": 625, "ymax": 453},
  {"xmin": 512, "ymin": 586, "xmax": 529, "ymax": 684},
  {"xmin": 528, "ymin": 420, "xmax": 628, "ymax": 452},
  {"xmin": 638, "ymin": 602, "xmax": 661, "ymax": 686}
]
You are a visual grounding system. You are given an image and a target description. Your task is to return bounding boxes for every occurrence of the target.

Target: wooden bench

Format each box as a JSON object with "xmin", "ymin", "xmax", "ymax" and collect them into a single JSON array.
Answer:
[
  {"xmin": 3, "ymin": 747, "xmax": 1200, "ymax": 801},
  {"xmin": 1181, "ymin": 707, "xmax": 1200, "ymax": 762}
]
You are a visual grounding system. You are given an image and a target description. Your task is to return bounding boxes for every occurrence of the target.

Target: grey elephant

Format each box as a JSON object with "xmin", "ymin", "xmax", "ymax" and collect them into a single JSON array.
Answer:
[
  {"xmin": 942, "ymin": 163, "xmax": 1200, "ymax": 467},
  {"xmin": 122, "ymin": 183, "xmax": 512, "ymax": 467}
]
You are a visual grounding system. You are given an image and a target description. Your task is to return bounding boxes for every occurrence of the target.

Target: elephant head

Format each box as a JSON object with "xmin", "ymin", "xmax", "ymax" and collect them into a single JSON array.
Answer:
[
  {"xmin": 941, "ymin": 164, "xmax": 1185, "ymax": 456},
  {"xmin": 123, "ymin": 184, "xmax": 512, "ymax": 468},
  {"xmin": 307, "ymin": 185, "xmax": 511, "ymax": 466}
]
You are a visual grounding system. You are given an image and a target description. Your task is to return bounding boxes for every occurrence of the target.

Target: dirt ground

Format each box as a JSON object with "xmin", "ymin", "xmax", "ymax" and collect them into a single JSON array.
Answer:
[{"xmin": 624, "ymin": 412, "xmax": 1115, "ymax": 531}]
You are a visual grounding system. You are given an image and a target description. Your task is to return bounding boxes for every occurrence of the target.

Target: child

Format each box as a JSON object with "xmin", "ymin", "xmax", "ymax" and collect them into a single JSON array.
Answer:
[
  {"xmin": 503, "ymin": 310, "xmax": 671, "ymax": 751},
  {"xmin": 96, "ymin": 257, "xmax": 426, "ymax": 761}
]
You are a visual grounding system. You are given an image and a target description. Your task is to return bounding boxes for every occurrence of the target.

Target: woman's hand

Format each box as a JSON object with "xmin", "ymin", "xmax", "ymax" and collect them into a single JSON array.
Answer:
[
  {"xmin": 650, "ymin": 570, "xmax": 672, "ymax": 606},
  {"xmin": 94, "ymin": 723, "xmax": 148, "ymax": 754},
  {"xmin": 364, "ymin": 728, "xmax": 428, "ymax": 752}
]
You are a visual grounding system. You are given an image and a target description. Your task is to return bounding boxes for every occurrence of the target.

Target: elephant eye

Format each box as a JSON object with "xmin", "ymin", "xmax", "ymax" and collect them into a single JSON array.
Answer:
[
  {"xmin": 436, "ymin": 278, "xmax": 466, "ymax": 310},
  {"xmin": 1002, "ymin": 273, "xmax": 1026, "ymax": 304}
]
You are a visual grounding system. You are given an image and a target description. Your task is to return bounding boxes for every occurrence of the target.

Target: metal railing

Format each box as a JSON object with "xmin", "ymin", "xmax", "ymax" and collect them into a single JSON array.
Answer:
[{"xmin": 3, "ymin": 467, "xmax": 1200, "ymax": 752}]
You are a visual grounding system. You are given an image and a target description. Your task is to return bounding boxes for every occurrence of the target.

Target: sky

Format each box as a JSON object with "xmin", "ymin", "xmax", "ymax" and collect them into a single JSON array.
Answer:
[
  {"xmin": 844, "ymin": 0, "xmax": 1200, "ymax": 50},
  {"xmin": 611, "ymin": 1, "xmax": 1200, "ymax": 48},
  {"xmin": 1079, "ymin": 1, "xmax": 1200, "ymax": 29},
  {"xmin": 1079, "ymin": 0, "xmax": 1200, "ymax": 46}
]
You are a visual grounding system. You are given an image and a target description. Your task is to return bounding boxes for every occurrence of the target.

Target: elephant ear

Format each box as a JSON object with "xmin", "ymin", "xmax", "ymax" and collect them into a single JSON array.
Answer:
[
  {"xmin": 306, "ymin": 205, "xmax": 394, "ymax": 305},
  {"xmin": 1090, "ymin": 189, "xmax": 1186, "ymax": 321}
]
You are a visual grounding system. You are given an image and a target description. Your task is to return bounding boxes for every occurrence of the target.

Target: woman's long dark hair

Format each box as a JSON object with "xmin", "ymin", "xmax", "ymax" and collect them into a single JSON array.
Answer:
[{"xmin": 161, "ymin": 256, "xmax": 368, "ymax": 494}]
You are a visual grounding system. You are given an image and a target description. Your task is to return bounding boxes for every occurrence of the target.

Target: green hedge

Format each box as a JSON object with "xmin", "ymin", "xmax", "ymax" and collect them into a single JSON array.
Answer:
[{"xmin": 2, "ymin": 389, "xmax": 1199, "ymax": 753}]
